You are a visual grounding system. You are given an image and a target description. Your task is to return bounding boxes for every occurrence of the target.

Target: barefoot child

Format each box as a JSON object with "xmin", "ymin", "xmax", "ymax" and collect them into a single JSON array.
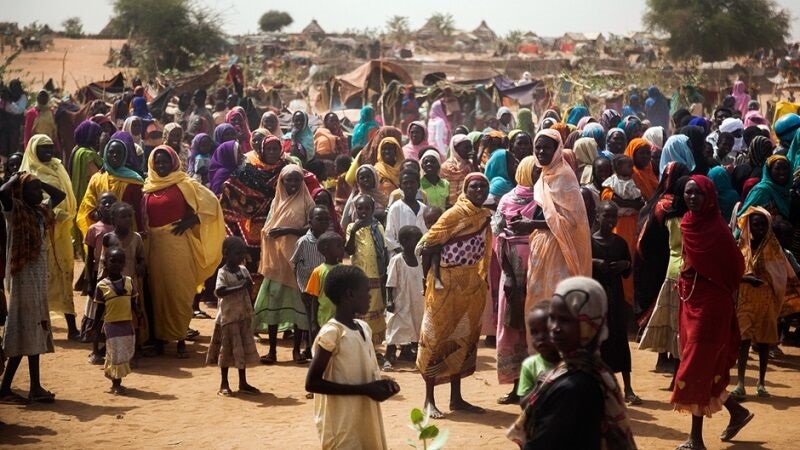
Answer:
[
  {"xmin": 0, "ymin": 173, "xmax": 64, "ymax": 405},
  {"xmin": 591, "ymin": 201, "xmax": 641, "ymax": 404},
  {"xmin": 304, "ymin": 231, "xmax": 345, "ymax": 343},
  {"xmin": 91, "ymin": 247, "xmax": 140, "ymax": 395},
  {"xmin": 516, "ymin": 300, "xmax": 561, "ymax": 405},
  {"xmin": 345, "ymin": 195, "xmax": 389, "ymax": 347},
  {"xmin": 385, "ymin": 170, "xmax": 427, "ymax": 253},
  {"xmin": 305, "ymin": 265, "xmax": 400, "ymax": 449},
  {"xmin": 384, "ymin": 225, "xmax": 424, "ymax": 371},
  {"xmin": 206, "ymin": 236, "xmax": 260, "ymax": 397}
]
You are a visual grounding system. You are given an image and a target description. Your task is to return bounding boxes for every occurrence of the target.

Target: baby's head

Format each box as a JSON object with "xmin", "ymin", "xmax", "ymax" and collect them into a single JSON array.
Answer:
[
  {"xmin": 324, "ymin": 265, "xmax": 370, "ymax": 315},
  {"xmin": 398, "ymin": 225, "xmax": 423, "ymax": 255},
  {"xmin": 422, "ymin": 205, "xmax": 443, "ymax": 229},
  {"xmin": 528, "ymin": 300, "xmax": 560, "ymax": 364},
  {"xmin": 612, "ymin": 155, "xmax": 634, "ymax": 179},
  {"xmin": 317, "ymin": 231, "xmax": 345, "ymax": 264}
]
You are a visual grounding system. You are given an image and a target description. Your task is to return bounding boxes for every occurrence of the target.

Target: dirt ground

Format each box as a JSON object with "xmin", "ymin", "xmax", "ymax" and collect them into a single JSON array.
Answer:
[
  {"xmin": 1, "ymin": 38, "xmax": 133, "ymax": 94},
  {"xmin": 1, "ymin": 263, "xmax": 799, "ymax": 450}
]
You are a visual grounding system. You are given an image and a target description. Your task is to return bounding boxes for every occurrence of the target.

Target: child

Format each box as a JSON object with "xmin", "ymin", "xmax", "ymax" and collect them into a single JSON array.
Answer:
[
  {"xmin": 591, "ymin": 201, "xmax": 641, "ymax": 404},
  {"xmin": 0, "ymin": 173, "xmax": 63, "ymax": 405},
  {"xmin": 90, "ymin": 247, "xmax": 140, "ymax": 395},
  {"xmin": 419, "ymin": 205, "xmax": 444, "ymax": 290},
  {"xmin": 516, "ymin": 300, "xmax": 560, "ymax": 404},
  {"xmin": 388, "ymin": 160, "xmax": 428, "ymax": 206},
  {"xmin": 292, "ymin": 205, "xmax": 332, "ymax": 358},
  {"xmin": 345, "ymin": 195, "xmax": 389, "ymax": 347},
  {"xmin": 419, "ymin": 149, "xmax": 450, "ymax": 210},
  {"xmin": 384, "ymin": 225, "xmax": 425, "ymax": 371},
  {"xmin": 305, "ymin": 231, "xmax": 346, "ymax": 340},
  {"xmin": 333, "ymin": 154, "xmax": 353, "ymax": 218},
  {"xmin": 385, "ymin": 170, "xmax": 428, "ymax": 253},
  {"xmin": 305, "ymin": 265, "xmax": 400, "ymax": 449},
  {"xmin": 206, "ymin": 236, "xmax": 261, "ymax": 397},
  {"xmin": 81, "ymin": 191, "xmax": 117, "ymax": 358},
  {"xmin": 188, "ymin": 133, "xmax": 214, "ymax": 186},
  {"xmin": 601, "ymin": 155, "xmax": 643, "ymax": 216}
]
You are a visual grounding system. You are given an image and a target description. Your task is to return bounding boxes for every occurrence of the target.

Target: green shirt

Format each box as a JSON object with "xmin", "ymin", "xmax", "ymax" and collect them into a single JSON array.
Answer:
[
  {"xmin": 420, "ymin": 176, "xmax": 450, "ymax": 210},
  {"xmin": 517, "ymin": 354, "xmax": 556, "ymax": 397},
  {"xmin": 305, "ymin": 263, "xmax": 337, "ymax": 326}
]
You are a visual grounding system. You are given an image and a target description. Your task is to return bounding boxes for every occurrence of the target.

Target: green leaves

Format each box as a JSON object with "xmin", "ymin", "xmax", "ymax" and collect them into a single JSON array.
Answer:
[
  {"xmin": 409, "ymin": 408, "xmax": 448, "ymax": 449},
  {"xmin": 410, "ymin": 408, "xmax": 424, "ymax": 425}
]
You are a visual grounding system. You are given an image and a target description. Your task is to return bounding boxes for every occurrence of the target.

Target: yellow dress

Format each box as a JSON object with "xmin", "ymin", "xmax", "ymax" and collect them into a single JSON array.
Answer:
[{"xmin": 346, "ymin": 222, "xmax": 387, "ymax": 345}]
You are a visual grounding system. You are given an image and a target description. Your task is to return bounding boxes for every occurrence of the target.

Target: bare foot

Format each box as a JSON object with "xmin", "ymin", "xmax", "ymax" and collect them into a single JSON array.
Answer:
[
  {"xmin": 238, "ymin": 383, "xmax": 261, "ymax": 395},
  {"xmin": 675, "ymin": 437, "xmax": 706, "ymax": 449},
  {"xmin": 424, "ymin": 402, "xmax": 445, "ymax": 419},
  {"xmin": 450, "ymin": 399, "xmax": 485, "ymax": 413},
  {"xmin": 110, "ymin": 385, "xmax": 127, "ymax": 396}
]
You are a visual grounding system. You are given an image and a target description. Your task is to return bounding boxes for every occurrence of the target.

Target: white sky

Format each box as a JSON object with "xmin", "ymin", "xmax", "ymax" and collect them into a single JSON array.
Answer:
[{"xmin": 6, "ymin": 0, "xmax": 800, "ymax": 39}]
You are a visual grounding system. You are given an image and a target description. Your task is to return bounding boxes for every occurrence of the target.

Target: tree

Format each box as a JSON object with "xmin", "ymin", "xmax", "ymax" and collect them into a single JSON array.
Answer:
[
  {"xmin": 259, "ymin": 10, "xmax": 293, "ymax": 33},
  {"xmin": 428, "ymin": 13, "xmax": 455, "ymax": 37},
  {"xmin": 110, "ymin": 0, "xmax": 227, "ymax": 77},
  {"xmin": 385, "ymin": 15, "xmax": 411, "ymax": 46},
  {"xmin": 644, "ymin": 0, "xmax": 789, "ymax": 60},
  {"xmin": 62, "ymin": 17, "xmax": 84, "ymax": 38},
  {"xmin": 505, "ymin": 30, "xmax": 523, "ymax": 48}
]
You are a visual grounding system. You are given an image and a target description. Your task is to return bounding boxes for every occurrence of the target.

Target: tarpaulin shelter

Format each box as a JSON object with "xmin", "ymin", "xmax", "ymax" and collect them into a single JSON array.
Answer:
[
  {"xmin": 75, "ymin": 72, "xmax": 125, "ymax": 103},
  {"xmin": 317, "ymin": 60, "xmax": 414, "ymax": 112}
]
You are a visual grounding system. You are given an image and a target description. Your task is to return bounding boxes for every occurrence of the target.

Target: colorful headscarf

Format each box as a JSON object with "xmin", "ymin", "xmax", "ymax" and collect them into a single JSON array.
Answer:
[
  {"xmin": 131, "ymin": 96, "xmax": 152, "ymax": 120},
  {"xmin": 260, "ymin": 111, "xmax": 283, "ymax": 138},
  {"xmin": 351, "ymin": 105, "xmax": 379, "ymax": 150},
  {"xmin": 516, "ymin": 108, "xmax": 534, "ymax": 135},
  {"xmin": 599, "ymin": 109, "xmax": 622, "ymax": 132},
  {"xmin": 403, "ymin": 120, "xmax": 429, "ymax": 161},
  {"xmin": 103, "ymin": 133, "xmax": 144, "ymax": 183},
  {"xmin": 284, "ymin": 111, "xmax": 315, "ymax": 160},
  {"xmin": 738, "ymin": 155, "xmax": 791, "ymax": 218},
  {"xmin": 8, "ymin": 172, "xmax": 55, "ymax": 275},
  {"xmin": 20, "ymin": 134, "xmax": 77, "ymax": 218},
  {"xmin": 73, "ymin": 120, "xmax": 102, "ymax": 149},
  {"xmin": 737, "ymin": 206, "xmax": 795, "ymax": 304},
  {"xmin": 660, "ymin": 134, "xmax": 696, "ymax": 174},
  {"xmin": 226, "ymin": 108, "xmax": 252, "ymax": 152},
  {"xmin": 208, "ymin": 140, "xmax": 241, "ymax": 195},
  {"xmin": 485, "ymin": 149, "xmax": 515, "ymax": 197},
  {"xmin": 213, "ymin": 123, "xmax": 236, "ymax": 146},
  {"xmin": 708, "ymin": 166, "xmax": 739, "ymax": 221},
  {"xmin": 625, "ymin": 138, "xmax": 658, "ymax": 199},
  {"xmin": 187, "ymin": 132, "xmax": 213, "ymax": 175},
  {"xmin": 581, "ymin": 123, "xmax": 605, "ymax": 150},
  {"xmin": 732, "ymin": 81, "xmax": 750, "ymax": 117},
  {"xmin": 566, "ymin": 105, "xmax": 589, "ymax": 126},
  {"xmin": 573, "ymin": 137, "xmax": 598, "ymax": 185},
  {"xmin": 643, "ymin": 126, "xmax": 665, "ymax": 151},
  {"xmin": 429, "ymin": 99, "xmax": 452, "ymax": 136}
]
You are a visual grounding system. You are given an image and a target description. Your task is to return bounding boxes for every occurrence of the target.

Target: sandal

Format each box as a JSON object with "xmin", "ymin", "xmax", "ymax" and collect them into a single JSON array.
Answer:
[
  {"xmin": 293, "ymin": 351, "xmax": 310, "ymax": 364},
  {"xmin": 217, "ymin": 388, "xmax": 233, "ymax": 397},
  {"xmin": 259, "ymin": 353, "xmax": 277, "ymax": 365},
  {"xmin": 238, "ymin": 385, "xmax": 261, "ymax": 395},
  {"xmin": 729, "ymin": 385, "xmax": 746, "ymax": 401},
  {"xmin": 675, "ymin": 440, "xmax": 706, "ymax": 450},
  {"xmin": 193, "ymin": 310, "xmax": 212, "ymax": 319},
  {"xmin": 497, "ymin": 393, "xmax": 521, "ymax": 405},
  {"xmin": 756, "ymin": 384, "xmax": 770, "ymax": 398},
  {"xmin": 625, "ymin": 393, "xmax": 643, "ymax": 405},
  {"xmin": 720, "ymin": 411, "xmax": 754, "ymax": 441},
  {"xmin": 29, "ymin": 389, "xmax": 56, "ymax": 403},
  {"xmin": 0, "ymin": 392, "xmax": 30, "ymax": 405}
]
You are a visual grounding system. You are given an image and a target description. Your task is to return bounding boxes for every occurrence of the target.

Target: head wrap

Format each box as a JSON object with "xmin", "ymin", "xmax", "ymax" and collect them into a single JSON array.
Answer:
[
  {"xmin": 20, "ymin": 134, "xmax": 77, "ymax": 220},
  {"xmin": 516, "ymin": 108, "xmax": 534, "ymax": 135},
  {"xmin": 131, "ymin": 96, "xmax": 152, "ymax": 120},
  {"xmin": 485, "ymin": 149, "xmax": 515, "ymax": 197},
  {"xmin": 162, "ymin": 122, "xmax": 182, "ymax": 145},
  {"xmin": 737, "ymin": 206, "xmax": 794, "ymax": 303},
  {"xmin": 707, "ymin": 166, "xmax": 739, "ymax": 221},
  {"xmin": 74, "ymin": 120, "xmax": 102, "ymax": 149},
  {"xmin": 420, "ymin": 148, "xmax": 442, "ymax": 165},
  {"xmin": 748, "ymin": 136, "xmax": 774, "ymax": 168},
  {"xmin": 678, "ymin": 125, "xmax": 708, "ymax": 175},
  {"xmin": 643, "ymin": 126, "xmax": 664, "ymax": 151},
  {"xmin": 720, "ymin": 117, "xmax": 745, "ymax": 152},
  {"xmin": 429, "ymin": 99, "xmax": 451, "ymax": 136},
  {"xmin": 351, "ymin": 105, "xmax": 379, "ymax": 150},
  {"xmin": 403, "ymin": 120, "xmax": 429, "ymax": 161},
  {"xmin": 738, "ymin": 155, "xmax": 791, "ymax": 219},
  {"xmin": 624, "ymin": 138, "xmax": 658, "ymax": 199},
  {"xmin": 574, "ymin": 137, "xmax": 598, "ymax": 185},
  {"xmin": 213, "ymin": 123, "xmax": 236, "ymax": 146},
  {"xmin": 660, "ymin": 135, "xmax": 696, "ymax": 174},
  {"xmin": 566, "ymin": 106, "xmax": 589, "ymax": 126},
  {"xmin": 599, "ymin": 109, "xmax": 622, "ymax": 132},
  {"xmin": 373, "ymin": 136, "xmax": 404, "ymax": 189},
  {"xmin": 260, "ymin": 111, "xmax": 283, "ymax": 138},
  {"xmin": 208, "ymin": 141, "xmax": 241, "ymax": 195},
  {"xmin": 285, "ymin": 111, "xmax": 315, "ymax": 160},
  {"xmin": 225, "ymin": 108, "xmax": 252, "ymax": 152},
  {"xmin": 103, "ymin": 133, "xmax": 144, "ymax": 183}
]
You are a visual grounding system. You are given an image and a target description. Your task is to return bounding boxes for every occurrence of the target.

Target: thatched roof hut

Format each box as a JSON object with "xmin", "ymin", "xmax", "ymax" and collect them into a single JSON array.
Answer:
[
  {"xmin": 472, "ymin": 20, "xmax": 496, "ymax": 42},
  {"xmin": 302, "ymin": 19, "xmax": 326, "ymax": 37}
]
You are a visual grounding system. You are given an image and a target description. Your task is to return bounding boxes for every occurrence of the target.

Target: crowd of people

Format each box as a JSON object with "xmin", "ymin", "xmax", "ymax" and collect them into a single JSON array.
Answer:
[{"xmin": 1, "ymin": 77, "xmax": 800, "ymax": 450}]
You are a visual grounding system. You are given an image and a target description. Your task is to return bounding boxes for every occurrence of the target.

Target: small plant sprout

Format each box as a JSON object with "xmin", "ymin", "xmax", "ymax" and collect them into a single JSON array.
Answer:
[{"xmin": 408, "ymin": 408, "xmax": 448, "ymax": 450}]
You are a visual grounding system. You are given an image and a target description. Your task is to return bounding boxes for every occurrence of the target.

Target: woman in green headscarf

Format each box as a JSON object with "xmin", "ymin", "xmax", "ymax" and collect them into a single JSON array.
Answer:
[
  {"xmin": 516, "ymin": 108, "xmax": 534, "ymax": 135},
  {"xmin": 737, "ymin": 155, "xmax": 791, "ymax": 222},
  {"xmin": 351, "ymin": 105, "xmax": 379, "ymax": 150}
]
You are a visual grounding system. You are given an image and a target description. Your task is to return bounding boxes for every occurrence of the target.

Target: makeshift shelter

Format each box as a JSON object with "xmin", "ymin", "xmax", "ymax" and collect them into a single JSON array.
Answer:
[
  {"xmin": 75, "ymin": 72, "xmax": 126, "ymax": 103},
  {"xmin": 472, "ymin": 21, "xmax": 497, "ymax": 42},
  {"xmin": 302, "ymin": 20, "xmax": 326, "ymax": 42},
  {"xmin": 316, "ymin": 60, "xmax": 414, "ymax": 112}
]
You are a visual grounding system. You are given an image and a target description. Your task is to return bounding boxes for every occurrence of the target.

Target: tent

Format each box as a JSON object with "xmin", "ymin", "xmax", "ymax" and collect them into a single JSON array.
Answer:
[
  {"xmin": 317, "ymin": 60, "xmax": 414, "ymax": 112},
  {"xmin": 75, "ymin": 72, "xmax": 126, "ymax": 103}
]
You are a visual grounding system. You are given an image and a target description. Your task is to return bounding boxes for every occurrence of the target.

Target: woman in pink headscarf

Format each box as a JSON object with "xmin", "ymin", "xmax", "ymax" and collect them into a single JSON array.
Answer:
[
  {"xmin": 403, "ymin": 121, "xmax": 429, "ymax": 161},
  {"xmin": 226, "ymin": 107, "xmax": 252, "ymax": 153},
  {"xmin": 427, "ymin": 99, "xmax": 451, "ymax": 159},
  {"xmin": 732, "ymin": 81, "xmax": 751, "ymax": 118}
]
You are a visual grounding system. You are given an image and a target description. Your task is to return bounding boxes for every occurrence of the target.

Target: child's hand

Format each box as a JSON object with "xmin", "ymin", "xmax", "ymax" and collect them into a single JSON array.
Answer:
[{"xmin": 365, "ymin": 379, "xmax": 400, "ymax": 402}]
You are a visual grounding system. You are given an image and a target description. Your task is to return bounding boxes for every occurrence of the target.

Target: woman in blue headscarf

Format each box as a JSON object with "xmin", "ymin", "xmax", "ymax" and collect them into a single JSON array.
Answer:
[
  {"xmin": 644, "ymin": 86, "xmax": 670, "ymax": 130},
  {"xmin": 581, "ymin": 123, "xmax": 606, "ymax": 151},
  {"xmin": 283, "ymin": 110, "xmax": 315, "ymax": 163},
  {"xmin": 659, "ymin": 135, "xmax": 697, "ymax": 174},
  {"xmin": 566, "ymin": 105, "xmax": 590, "ymax": 126},
  {"xmin": 131, "ymin": 96, "xmax": 152, "ymax": 121},
  {"xmin": 351, "ymin": 105, "xmax": 379, "ymax": 150},
  {"xmin": 484, "ymin": 149, "xmax": 516, "ymax": 207},
  {"xmin": 708, "ymin": 166, "xmax": 740, "ymax": 222}
]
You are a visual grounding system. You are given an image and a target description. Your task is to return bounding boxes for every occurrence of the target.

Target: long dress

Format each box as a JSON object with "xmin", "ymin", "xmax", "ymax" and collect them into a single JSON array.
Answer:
[
  {"xmin": 346, "ymin": 222, "xmax": 387, "ymax": 345},
  {"xmin": 592, "ymin": 234, "xmax": 633, "ymax": 373}
]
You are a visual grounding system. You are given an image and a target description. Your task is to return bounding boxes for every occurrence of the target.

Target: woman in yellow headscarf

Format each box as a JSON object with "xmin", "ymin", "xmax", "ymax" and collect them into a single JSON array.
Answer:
[
  {"xmin": 142, "ymin": 145, "xmax": 224, "ymax": 357},
  {"xmin": 374, "ymin": 136, "xmax": 404, "ymax": 198},
  {"xmin": 20, "ymin": 134, "xmax": 79, "ymax": 339}
]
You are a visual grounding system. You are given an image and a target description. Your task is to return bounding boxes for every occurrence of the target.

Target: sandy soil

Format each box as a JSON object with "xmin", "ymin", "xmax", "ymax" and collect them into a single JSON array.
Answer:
[
  {"xmin": 1, "ymin": 262, "xmax": 799, "ymax": 450},
  {"xmin": 1, "ymin": 38, "xmax": 134, "ymax": 93}
]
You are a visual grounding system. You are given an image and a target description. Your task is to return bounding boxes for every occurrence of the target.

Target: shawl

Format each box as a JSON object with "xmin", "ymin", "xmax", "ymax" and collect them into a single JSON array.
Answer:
[
  {"xmin": 497, "ymin": 156, "xmax": 537, "ymax": 225},
  {"xmin": 131, "ymin": 96, "xmax": 152, "ymax": 120},
  {"xmin": 574, "ymin": 137, "xmax": 598, "ymax": 185},
  {"xmin": 708, "ymin": 166, "xmax": 739, "ymax": 221},
  {"xmin": 283, "ymin": 111, "xmax": 315, "ymax": 160},
  {"xmin": 70, "ymin": 121, "xmax": 103, "ymax": 198},
  {"xmin": 533, "ymin": 129, "xmax": 592, "ymax": 277},
  {"xmin": 581, "ymin": 123, "xmax": 605, "ymax": 150},
  {"xmin": 719, "ymin": 118, "xmax": 745, "ymax": 153},
  {"xmin": 738, "ymin": 206, "xmax": 794, "ymax": 303},
  {"xmin": 143, "ymin": 145, "xmax": 225, "ymax": 284},
  {"xmin": 187, "ymin": 133, "xmax": 213, "ymax": 175},
  {"xmin": 678, "ymin": 125, "xmax": 709, "ymax": 175},
  {"xmin": 636, "ymin": 161, "xmax": 690, "ymax": 256},
  {"xmin": 621, "ymin": 116, "xmax": 642, "ymax": 141},
  {"xmin": 259, "ymin": 165, "xmax": 315, "ymax": 284},
  {"xmin": 73, "ymin": 120, "xmax": 102, "ymax": 150},
  {"xmin": 606, "ymin": 128, "xmax": 627, "ymax": 155},
  {"xmin": 688, "ymin": 117, "xmax": 711, "ymax": 135},
  {"xmin": 311, "ymin": 186, "xmax": 343, "ymax": 236},
  {"xmin": 374, "ymin": 137, "xmax": 404, "ymax": 188},
  {"xmin": 643, "ymin": 126, "xmax": 664, "ymax": 151},
  {"xmin": 497, "ymin": 106, "xmax": 516, "ymax": 131},
  {"xmin": 516, "ymin": 108, "xmax": 534, "ymax": 135},
  {"xmin": 625, "ymin": 138, "xmax": 658, "ymax": 199},
  {"xmin": 105, "ymin": 132, "xmax": 144, "ymax": 182},
  {"xmin": 576, "ymin": 116, "xmax": 596, "ymax": 131},
  {"xmin": 681, "ymin": 175, "xmax": 745, "ymax": 293},
  {"xmin": 744, "ymin": 110, "xmax": 768, "ymax": 128},
  {"xmin": 208, "ymin": 140, "xmax": 241, "ymax": 195},
  {"xmin": 20, "ymin": 134, "xmax": 77, "ymax": 220},
  {"xmin": 732, "ymin": 81, "xmax": 751, "ymax": 117},
  {"xmin": 562, "ymin": 148, "xmax": 578, "ymax": 173},
  {"xmin": 8, "ymin": 172, "xmax": 55, "ymax": 275},
  {"xmin": 599, "ymin": 109, "xmax": 622, "ymax": 132},
  {"xmin": 785, "ymin": 126, "xmax": 800, "ymax": 174},
  {"xmin": 563, "ymin": 130, "xmax": 582, "ymax": 150},
  {"xmin": 738, "ymin": 155, "xmax": 791, "ymax": 218},
  {"xmin": 351, "ymin": 105, "xmax": 379, "ymax": 150},
  {"xmin": 550, "ymin": 123, "xmax": 570, "ymax": 143},
  {"xmin": 644, "ymin": 86, "xmax": 669, "ymax": 129},
  {"xmin": 213, "ymin": 123, "xmax": 236, "ymax": 146},
  {"xmin": 541, "ymin": 109, "xmax": 561, "ymax": 123},
  {"xmin": 748, "ymin": 135, "xmax": 774, "ymax": 168},
  {"xmin": 162, "ymin": 122, "xmax": 182, "ymax": 145},
  {"xmin": 428, "ymin": 99, "xmax": 451, "ymax": 137},
  {"xmin": 121, "ymin": 116, "xmax": 144, "ymax": 170},
  {"xmin": 528, "ymin": 276, "xmax": 637, "ymax": 450},
  {"xmin": 260, "ymin": 111, "xmax": 284, "ymax": 138},
  {"xmin": 440, "ymin": 134, "xmax": 473, "ymax": 183},
  {"xmin": 485, "ymin": 149, "xmax": 515, "ymax": 197},
  {"xmin": 226, "ymin": 108, "xmax": 252, "ymax": 153},
  {"xmin": 403, "ymin": 121, "xmax": 429, "ymax": 161},
  {"xmin": 566, "ymin": 106, "xmax": 589, "ymax": 126},
  {"xmin": 660, "ymin": 134, "xmax": 696, "ymax": 175}
]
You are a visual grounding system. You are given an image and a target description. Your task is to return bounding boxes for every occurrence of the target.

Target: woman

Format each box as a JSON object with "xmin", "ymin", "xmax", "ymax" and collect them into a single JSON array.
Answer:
[
  {"xmin": 418, "ymin": 173, "xmax": 492, "ymax": 418},
  {"xmin": 402, "ymin": 121, "xmax": 429, "ymax": 161},
  {"xmin": 313, "ymin": 112, "xmax": 349, "ymax": 159},
  {"xmin": 737, "ymin": 155, "xmax": 791, "ymax": 221},
  {"xmin": 427, "ymin": 99, "xmax": 451, "ymax": 159},
  {"xmin": 351, "ymin": 105, "xmax": 379, "ymax": 151},
  {"xmin": 660, "ymin": 135, "xmax": 697, "ymax": 175},
  {"xmin": 581, "ymin": 123, "xmax": 606, "ymax": 152},
  {"xmin": 509, "ymin": 130, "xmax": 533, "ymax": 162},
  {"xmin": 374, "ymin": 137, "xmax": 404, "ymax": 198},
  {"xmin": 496, "ymin": 106, "xmax": 516, "ymax": 134},
  {"xmin": 260, "ymin": 111, "xmax": 283, "ymax": 138},
  {"xmin": 283, "ymin": 110, "xmax": 314, "ymax": 163},
  {"xmin": 186, "ymin": 132, "xmax": 214, "ymax": 185},
  {"xmin": 516, "ymin": 108, "xmax": 534, "ymax": 135},
  {"xmin": 565, "ymin": 105, "xmax": 589, "ymax": 126},
  {"xmin": 142, "ymin": 145, "xmax": 225, "ymax": 357},
  {"xmin": 644, "ymin": 86, "xmax": 670, "ymax": 130},
  {"xmin": 311, "ymin": 186, "xmax": 343, "ymax": 236},
  {"xmin": 345, "ymin": 126, "xmax": 403, "ymax": 186},
  {"xmin": 600, "ymin": 109, "xmax": 622, "ymax": 132},
  {"xmin": 341, "ymin": 164, "xmax": 387, "ymax": 229},
  {"xmin": 732, "ymin": 80, "xmax": 751, "ymax": 117},
  {"xmin": 679, "ymin": 125, "xmax": 710, "ymax": 176},
  {"xmin": 605, "ymin": 127, "xmax": 627, "ymax": 157},
  {"xmin": 643, "ymin": 126, "xmax": 665, "ymax": 153},
  {"xmin": 207, "ymin": 140, "xmax": 242, "ymax": 196},
  {"xmin": 731, "ymin": 136, "xmax": 773, "ymax": 194},
  {"xmin": 484, "ymin": 149, "xmax": 516, "ymax": 207},
  {"xmin": 213, "ymin": 123, "xmax": 237, "ymax": 147},
  {"xmin": 253, "ymin": 165, "xmax": 314, "ymax": 363},
  {"xmin": 672, "ymin": 175, "xmax": 752, "ymax": 450},
  {"xmin": 69, "ymin": 120, "xmax": 103, "ymax": 203},
  {"xmin": 574, "ymin": 137, "xmax": 598, "ymax": 185},
  {"xmin": 523, "ymin": 276, "xmax": 636, "ymax": 450},
  {"xmin": 121, "ymin": 116, "xmax": 144, "ymax": 172},
  {"xmin": 493, "ymin": 156, "xmax": 539, "ymax": 403},
  {"xmin": 440, "ymin": 134, "xmax": 477, "ymax": 206},
  {"xmin": 226, "ymin": 107, "xmax": 252, "ymax": 153},
  {"xmin": 20, "ymin": 134, "xmax": 79, "ymax": 339},
  {"xmin": 510, "ymin": 129, "xmax": 591, "ymax": 322},
  {"xmin": 708, "ymin": 166, "xmax": 739, "ymax": 222}
]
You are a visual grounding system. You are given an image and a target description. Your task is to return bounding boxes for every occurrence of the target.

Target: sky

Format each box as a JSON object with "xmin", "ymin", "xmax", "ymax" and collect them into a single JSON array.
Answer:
[{"xmin": 6, "ymin": 0, "xmax": 800, "ymax": 40}]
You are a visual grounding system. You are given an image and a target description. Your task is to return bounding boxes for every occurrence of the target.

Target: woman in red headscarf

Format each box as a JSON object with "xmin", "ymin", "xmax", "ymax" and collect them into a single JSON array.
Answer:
[{"xmin": 672, "ymin": 175, "xmax": 752, "ymax": 450}]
